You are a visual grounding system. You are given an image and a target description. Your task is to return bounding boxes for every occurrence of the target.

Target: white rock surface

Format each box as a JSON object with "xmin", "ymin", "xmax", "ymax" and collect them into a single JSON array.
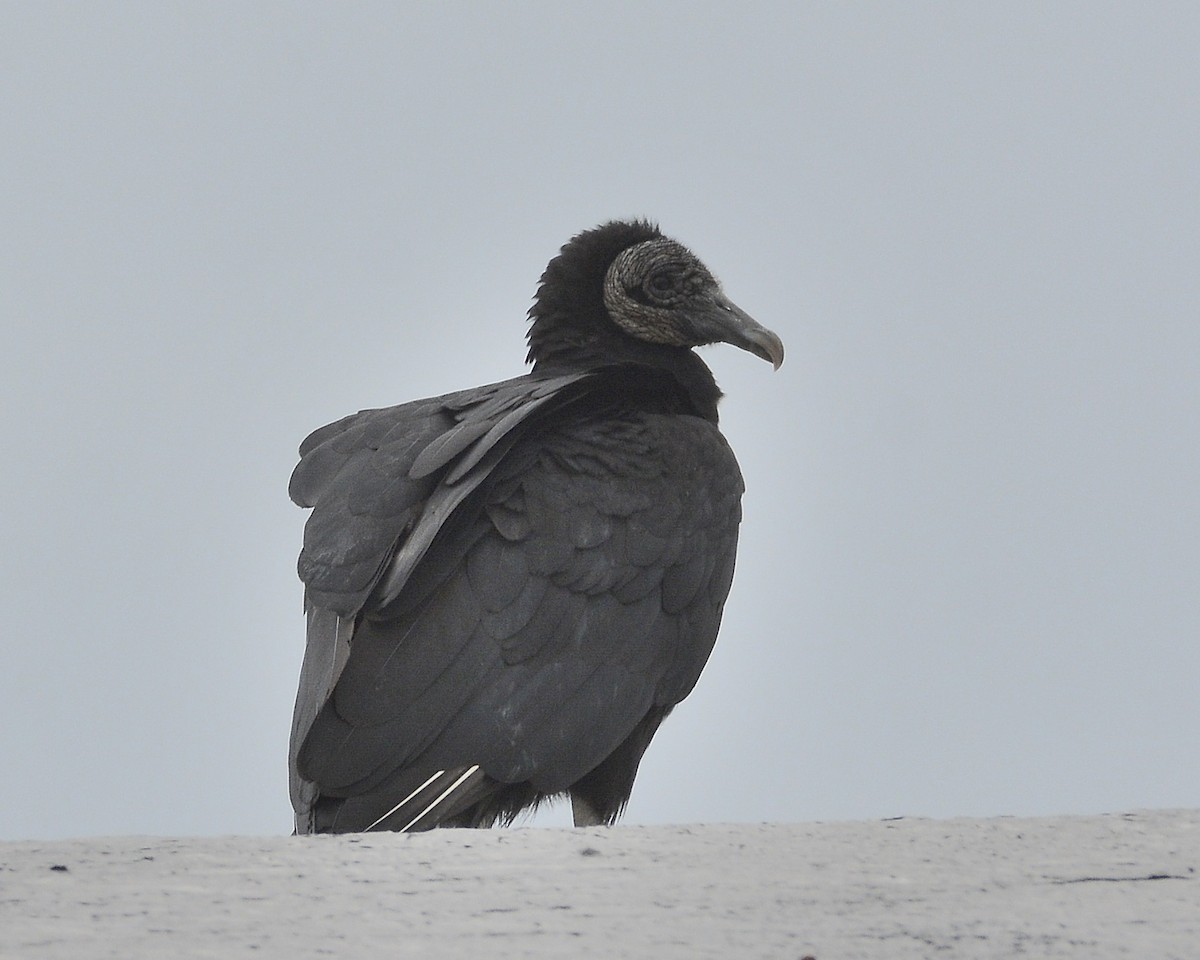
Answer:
[{"xmin": 3, "ymin": 810, "xmax": 1197, "ymax": 958}]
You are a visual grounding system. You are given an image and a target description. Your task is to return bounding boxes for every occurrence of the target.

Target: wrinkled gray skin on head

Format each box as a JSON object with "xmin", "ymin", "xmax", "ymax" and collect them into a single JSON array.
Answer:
[{"xmin": 603, "ymin": 238, "xmax": 785, "ymax": 369}]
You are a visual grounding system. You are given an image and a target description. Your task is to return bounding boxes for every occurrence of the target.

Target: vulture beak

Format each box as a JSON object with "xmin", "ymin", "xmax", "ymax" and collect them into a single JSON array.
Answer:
[{"xmin": 692, "ymin": 292, "xmax": 785, "ymax": 370}]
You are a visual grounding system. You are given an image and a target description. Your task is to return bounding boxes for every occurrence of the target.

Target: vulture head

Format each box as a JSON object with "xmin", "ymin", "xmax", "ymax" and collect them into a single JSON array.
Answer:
[{"xmin": 527, "ymin": 220, "xmax": 785, "ymax": 374}]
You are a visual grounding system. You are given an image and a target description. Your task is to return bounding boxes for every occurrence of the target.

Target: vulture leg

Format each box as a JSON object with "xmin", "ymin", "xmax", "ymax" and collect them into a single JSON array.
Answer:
[{"xmin": 571, "ymin": 792, "xmax": 604, "ymax": 828}]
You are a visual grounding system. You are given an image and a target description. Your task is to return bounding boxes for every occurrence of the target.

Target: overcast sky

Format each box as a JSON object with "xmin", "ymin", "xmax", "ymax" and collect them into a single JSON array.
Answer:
[{"xmin": 3, "ymin": 3, "xmax": 1197, "ymax": 840}]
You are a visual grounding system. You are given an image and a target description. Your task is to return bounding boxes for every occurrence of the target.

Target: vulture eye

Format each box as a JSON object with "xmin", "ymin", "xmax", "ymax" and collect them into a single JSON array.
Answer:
[{"xmin": 643, "ymin": 270, "xmax": 677, "ymax": 301}]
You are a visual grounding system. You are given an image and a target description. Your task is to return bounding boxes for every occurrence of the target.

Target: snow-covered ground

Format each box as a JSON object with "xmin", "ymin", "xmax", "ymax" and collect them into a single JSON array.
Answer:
[{"xmin": 3, "ymin": 810, "xmax": 1196, "ymax": 958}]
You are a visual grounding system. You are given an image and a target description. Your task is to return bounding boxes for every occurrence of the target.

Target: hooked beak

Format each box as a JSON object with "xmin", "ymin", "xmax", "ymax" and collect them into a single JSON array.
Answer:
[{"xmin": 690, "ymin": 291, "xmax": 785, "ymax": 370}]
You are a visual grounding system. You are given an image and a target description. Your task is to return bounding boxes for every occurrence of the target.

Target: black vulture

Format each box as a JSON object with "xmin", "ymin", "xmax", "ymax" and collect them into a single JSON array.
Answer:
[{"xmin": 288, "ymin": 220, "xmax": 784, "ymax": 833}]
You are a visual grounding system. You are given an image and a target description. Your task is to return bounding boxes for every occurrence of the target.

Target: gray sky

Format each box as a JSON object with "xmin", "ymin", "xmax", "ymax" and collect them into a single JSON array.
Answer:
[{"xmin": 3, "ymin": 2, "xmax": 1197, "ymax": 840}]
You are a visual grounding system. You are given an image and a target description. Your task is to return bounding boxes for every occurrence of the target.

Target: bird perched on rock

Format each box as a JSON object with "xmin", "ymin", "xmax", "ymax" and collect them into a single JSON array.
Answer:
[{"xmin": 288, "ymin": 220, "xmax": 784, "ymax": 833}]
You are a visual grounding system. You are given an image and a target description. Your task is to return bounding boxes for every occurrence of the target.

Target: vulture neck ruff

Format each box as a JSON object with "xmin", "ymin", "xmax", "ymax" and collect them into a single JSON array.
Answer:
[{"xmin": 526, "ymin": 220, "xmax": 723, "ymax": 423}]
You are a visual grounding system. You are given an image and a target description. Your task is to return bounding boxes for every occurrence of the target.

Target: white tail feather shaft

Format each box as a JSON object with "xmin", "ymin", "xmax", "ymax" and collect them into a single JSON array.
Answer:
[
  {"xmin": 400, "ymin": 766, "xmax": 481, "ymax": 832},
  {"xmin": 362, "ymin": 765, "xmax": 483, "ymax": 833},
  {"xmin": 364, "ymin": 770, "xmax": 445, "ymax": 832}
]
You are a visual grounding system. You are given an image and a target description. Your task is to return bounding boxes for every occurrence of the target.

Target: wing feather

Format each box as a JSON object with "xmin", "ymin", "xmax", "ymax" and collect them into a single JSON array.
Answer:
[{"xmin": 289, "ymin": 372, "xmax": 594, "ymax": 831}]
